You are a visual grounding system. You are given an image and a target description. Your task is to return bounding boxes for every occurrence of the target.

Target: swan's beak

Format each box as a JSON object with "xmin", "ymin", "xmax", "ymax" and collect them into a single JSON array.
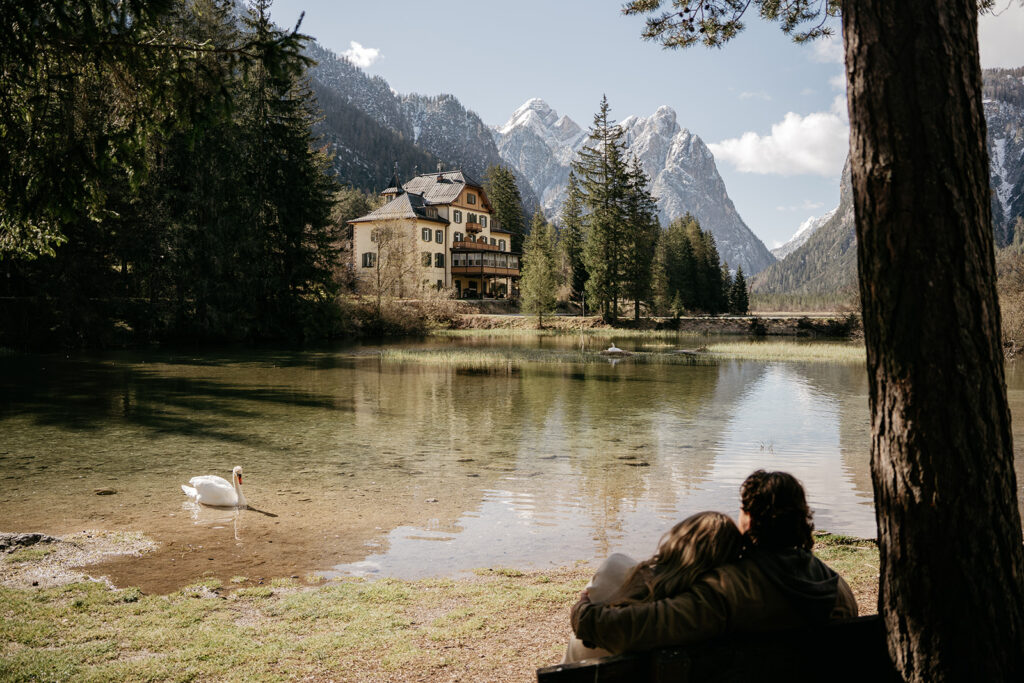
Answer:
[{"xmin": 237, "ymin": 474, "xmax": 243, "ymax": 485}]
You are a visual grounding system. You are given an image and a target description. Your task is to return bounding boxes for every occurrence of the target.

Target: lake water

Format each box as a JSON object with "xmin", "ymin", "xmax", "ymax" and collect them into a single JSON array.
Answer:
[{"xmin": 2, "ymin": 336, "xmax": 1023, "ymax": 592}]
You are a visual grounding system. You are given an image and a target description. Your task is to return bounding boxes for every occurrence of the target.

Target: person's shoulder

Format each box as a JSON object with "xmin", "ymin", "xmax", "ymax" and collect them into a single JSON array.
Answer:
[{"xmin": 695, "ymin": 557, "xmax": 765, "ymax": 592}]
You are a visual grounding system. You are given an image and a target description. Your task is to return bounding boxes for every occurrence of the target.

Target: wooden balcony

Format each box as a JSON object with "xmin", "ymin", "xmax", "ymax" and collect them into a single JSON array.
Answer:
[
  {"xmin": 453, "ymin": 239, "xmax": 499, "ymax": 251},
  {"xmin": 465, "ymin": 221, "xmax": 482, "ymax": 233},
  {"xmin": 451, "ymin": 265, "xmax": 521, "ymax": 277}
]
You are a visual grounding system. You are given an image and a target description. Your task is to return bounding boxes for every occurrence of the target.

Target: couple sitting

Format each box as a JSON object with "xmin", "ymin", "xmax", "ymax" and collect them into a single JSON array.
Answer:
[{"xmin": 566, "ymin": 470, "xmax": 857, "ymax": 661}]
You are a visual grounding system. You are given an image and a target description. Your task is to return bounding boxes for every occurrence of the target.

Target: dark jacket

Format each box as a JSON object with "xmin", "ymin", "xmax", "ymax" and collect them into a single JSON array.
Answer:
[{"xmin": 570, "ymin": 549, "xmax": 857, "ymax": 654}]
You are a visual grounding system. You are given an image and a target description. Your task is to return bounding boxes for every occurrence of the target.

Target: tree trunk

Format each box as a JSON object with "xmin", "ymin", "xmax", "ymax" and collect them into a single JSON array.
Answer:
[{"xmin": 841, "ymin": 1, "xmax": 1024, "ymax": 679}]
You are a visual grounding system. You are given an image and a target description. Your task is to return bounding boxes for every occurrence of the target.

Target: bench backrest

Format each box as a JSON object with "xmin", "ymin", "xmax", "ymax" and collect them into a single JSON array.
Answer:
[{"xmin": 537, "ymin": 615, "xmax": 899, "ymax": 682}]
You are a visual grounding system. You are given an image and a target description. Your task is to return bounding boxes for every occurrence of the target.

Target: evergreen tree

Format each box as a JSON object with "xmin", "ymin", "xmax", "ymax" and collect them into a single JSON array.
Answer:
[
  {"xmin": 720, "ymin": 262, "xmax": 733, "ymax": 314},
  {"xmin": 574, "ymin": 96, "xmax": 629, "ymax": 322},
  {"xmin": 520, "ymin": 212, "xmax": 559, "ymax": 327},
  {"xmin": 560, "ymin": 171, "xmax": 589, "ymax": 315},
  {"xmin": 730, "ymin": 266, "xmax": 749, "ymax": 314},
  {"xmin": 236, "ymin": 0, "xmax": 339, "ymax": 338},
  {"xmin": 621, "ymin": 157, "xmax": 661, "ymax": 321},
  {"xmin": 484, "ymin": 165, "xmax": 525, "ymax": 251}
]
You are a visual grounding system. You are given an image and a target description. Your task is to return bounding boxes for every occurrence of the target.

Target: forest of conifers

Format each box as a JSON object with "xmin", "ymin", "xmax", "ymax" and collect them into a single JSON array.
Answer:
[{"xmin": 1, "ymin": 0, "xmax": 343, "ymax": 347}]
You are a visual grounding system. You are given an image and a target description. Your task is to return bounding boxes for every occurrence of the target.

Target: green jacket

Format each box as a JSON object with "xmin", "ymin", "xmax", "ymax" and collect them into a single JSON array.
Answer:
[{"xmin": 571, "ymin": 550, "xmax": 858, "ymax": 654}]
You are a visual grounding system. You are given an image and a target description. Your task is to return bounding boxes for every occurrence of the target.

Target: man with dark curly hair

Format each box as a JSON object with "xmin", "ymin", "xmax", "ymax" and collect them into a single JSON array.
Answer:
[{"xmin": 571, "ymin": 470, "xmax": 858, "ymax": 653}]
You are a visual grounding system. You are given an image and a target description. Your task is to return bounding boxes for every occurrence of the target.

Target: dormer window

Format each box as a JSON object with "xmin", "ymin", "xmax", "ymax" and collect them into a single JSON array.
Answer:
[
  {"xmin": 466, "ymin": 193, "xmax": 476, "ymax": 205},
  {"xmin": 425, "ymin": 207, "xmax": 438, "ymax": 218}
]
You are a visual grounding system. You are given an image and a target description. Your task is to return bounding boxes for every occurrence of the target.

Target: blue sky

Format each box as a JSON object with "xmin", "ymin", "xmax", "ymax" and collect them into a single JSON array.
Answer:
[{"xmin": 269, "ymin": 0, "xmax": 1024, "ymax": 249}]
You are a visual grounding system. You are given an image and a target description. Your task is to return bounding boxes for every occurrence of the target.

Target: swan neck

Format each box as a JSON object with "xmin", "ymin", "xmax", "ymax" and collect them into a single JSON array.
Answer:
[{"xmin": 233, "ymin": 475, "xmax": 247, "ymax": 507}]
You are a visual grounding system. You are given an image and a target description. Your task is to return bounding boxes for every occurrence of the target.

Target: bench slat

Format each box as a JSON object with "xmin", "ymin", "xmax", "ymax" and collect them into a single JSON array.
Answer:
[{"xmin": 537, "ymin": 615, "xmax": 899, "ymax": 682}]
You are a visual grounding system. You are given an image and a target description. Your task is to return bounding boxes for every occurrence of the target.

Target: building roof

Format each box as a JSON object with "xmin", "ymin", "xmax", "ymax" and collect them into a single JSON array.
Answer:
[
  {"xmin": 349, "ymin": 192, "xmax": 449, "ymax": 225},
  {"xmin": 400, "ymin": 170, "xmax": 484, "ymax": 206},
  {"xmin": 349, "ymin": 169, "xmax": 494, "ymax": 225}
]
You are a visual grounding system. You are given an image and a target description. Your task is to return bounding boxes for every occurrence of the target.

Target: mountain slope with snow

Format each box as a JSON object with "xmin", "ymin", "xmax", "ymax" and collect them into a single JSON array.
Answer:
[
  {"xmin": 494, "ymin": 99, "xmax": 775, "ymax": 275},
  {"xmin": 753, "ymin": 67, "xmax": 1024, "ymax": 300}
]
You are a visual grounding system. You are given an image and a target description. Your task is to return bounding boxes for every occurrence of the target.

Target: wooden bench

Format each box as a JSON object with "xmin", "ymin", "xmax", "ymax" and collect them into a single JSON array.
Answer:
[{"xmin": 536, "ymin": 615, "xmax": 899, "ymax": 682}]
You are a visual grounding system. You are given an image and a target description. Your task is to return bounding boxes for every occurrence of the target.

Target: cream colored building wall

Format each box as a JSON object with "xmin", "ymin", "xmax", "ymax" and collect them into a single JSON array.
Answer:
[{"xmin": 352, "ymin": 218, "xmax": 450, "ymax": 291}]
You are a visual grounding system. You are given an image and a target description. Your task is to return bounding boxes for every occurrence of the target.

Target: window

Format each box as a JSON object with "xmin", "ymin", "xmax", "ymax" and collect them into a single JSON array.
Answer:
[
  {"xmin": 435, "ymin": 253, "xmax": 445, "ymax": 268},
  {"xmin": 435, "ymin": 229, "xmax": 443, "ymax": 244},
  {"xmin": 437, "ymin": 279, "xmax": 444, "ymax": 289},
  {"xmin": 510, "ymin": 255, "xmax": 519, "ymax": 269},
  {"xmin": 466, "ymin": 193, "xmax": 476, "ymax": 205},
  {"xmin": 454, "ymin": 231, "xmax": 463, "ymax": 243},
  {"xmin": 470, "ymin": 253, "xmax": 482, "ymax": 267},
  {"xmin": 369, "ymin": 228, "xmax": 379, "ymax": 243},
  {"xmin": 498, "ymin": 240, "xmax": 506, "ymax": 251},
  {"xmin": 425, "ymin": 207, "xmax": 438, "ymax": 218},
  {"xmin": 361, "ymin": 252, "xmax": 376, "ymax": 268},
  {"xmin": 453, "ymin": 253, "xmax": 466, "ymax": 267},
  {"xmin": 490, "ymin": 238, "xmax": 496, "ymax": 246},
  {"xmin": 421, "ymin": 227, "xmax": 431, "ymax": 242},
  {"xmin": 453, "ymin": 210, "xmax": 462, "ymax": 223},
  {"xmin": 467, "ymin": 212, "xmax": 477, "ymax": 224},
  {"xmin": 480, "ymin": 216, "xmax": 487, "ymax": 228},
  {"xmin": 467, "ymin": 234, "xmax": 476, "ymax": 242}
]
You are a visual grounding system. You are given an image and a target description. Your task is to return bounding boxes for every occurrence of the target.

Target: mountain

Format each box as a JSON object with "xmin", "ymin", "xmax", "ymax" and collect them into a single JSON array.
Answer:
[
  {"xmin": 986, "ymin": 66, "xmax": 1024, "ymax": 246},
  {"xmin": 305, "ymin": 43, "xmax": 539, "ymax": 216},
  {"xmin": 753, "ymin": 66, "xmax": 1024, "ymax": 299},
  {"xmin": 494, "ymin": 99, "xmax": 776, "ymax": 275},
  {"xmin": 771, "ymin": 208, "xmax": 838, "ymax": 260},
  {"xmin": 752, "ymin": 160, "xmax": 857, "ymax": 299}
]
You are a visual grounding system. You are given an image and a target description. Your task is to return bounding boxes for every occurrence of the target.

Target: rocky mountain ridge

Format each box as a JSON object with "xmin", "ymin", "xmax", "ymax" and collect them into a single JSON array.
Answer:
[
  {"xmin": 493, "ymin": 99, "xmax": 775, "ymax": 275},
  {"xmin": 753, "ymin": 66, "xmax": 1024, "ymax": 299},
  {"xmin": 304, "ymin": 42, "xmax": 539, "ymax": 215}
]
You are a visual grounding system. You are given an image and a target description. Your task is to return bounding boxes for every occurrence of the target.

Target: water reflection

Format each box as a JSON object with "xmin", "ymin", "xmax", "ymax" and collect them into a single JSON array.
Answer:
[{"xmin": 1, "ymin": 340, "xmax": 1021, "ymax": 588}]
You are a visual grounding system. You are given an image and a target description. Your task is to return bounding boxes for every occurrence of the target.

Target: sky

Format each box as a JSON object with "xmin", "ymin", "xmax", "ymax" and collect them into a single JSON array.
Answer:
[{"xmin": 269, "ymin": 0, "xmax": 1024, "ymax": 250}]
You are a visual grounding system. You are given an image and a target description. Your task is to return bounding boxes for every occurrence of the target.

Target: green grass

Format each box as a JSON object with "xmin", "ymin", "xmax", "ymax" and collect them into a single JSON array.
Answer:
[
  {"xmin": 379, "ymin": 339, "xmax": 864, "ymax": 368},
  {"xmin": 0, "ymin": 541, "xmax": 880, "ymax": 681},
  {"xmin": 433, "ymin": 328, "xmax": 710, "ymax": 340},
  {"xmin": 705, "ymin": 340, "xmax": 865, "ymax": 363},
  {"xmin": 379, "ymin": 347, "xmax": 717, "ymax": 368},
  {"xmin": 5, "ymin": 547, "xmax": 54, "ymax": 563}
]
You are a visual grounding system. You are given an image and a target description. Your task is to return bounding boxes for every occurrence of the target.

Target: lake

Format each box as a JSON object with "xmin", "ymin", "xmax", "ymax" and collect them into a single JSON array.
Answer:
[{"xmin": 2, "ymin": 335, "xmax": 1022, "ymax": 592}]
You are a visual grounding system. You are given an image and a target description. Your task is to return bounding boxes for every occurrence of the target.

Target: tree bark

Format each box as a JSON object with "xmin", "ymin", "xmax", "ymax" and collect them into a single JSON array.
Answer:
[{"xmin": 842, "ymin": 1, "xmax": 1024, "ymax": 679}]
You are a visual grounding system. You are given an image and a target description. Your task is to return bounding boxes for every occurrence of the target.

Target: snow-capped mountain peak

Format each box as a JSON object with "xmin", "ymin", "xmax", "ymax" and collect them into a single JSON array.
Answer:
[
  {"xmin": 494, "ymin": 100, "xmax": 775, "ymax": 274},
  {"xmin": 771, "ymin": 207, "xmax": 839, "ymax": 260}
]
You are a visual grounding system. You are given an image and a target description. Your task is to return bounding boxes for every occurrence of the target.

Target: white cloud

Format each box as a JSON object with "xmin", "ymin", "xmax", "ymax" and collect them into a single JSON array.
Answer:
[
  {"xmin": 343, "ymin": 41, "xmax": 381, "ymax": 69},
  {"xmin": 811, "ymin": 34, "xmax": 844, "ymax": 64},
  {"xmin": 709, "ymin": 97, "xmax": 849, "ymax": 177},
  {"xmin": 776, "ymin": 200, "xmax": 825, "ymax": 212},
  {"xmin": 978, "ymin": 3, "xmax": 1024, "ymax": 68}
]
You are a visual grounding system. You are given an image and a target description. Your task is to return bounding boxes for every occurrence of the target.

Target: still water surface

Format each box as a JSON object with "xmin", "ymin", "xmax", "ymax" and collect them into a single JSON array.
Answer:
[{"xmin": 2, "ymin": 336, "xmax": 1022, "ymax": 592}]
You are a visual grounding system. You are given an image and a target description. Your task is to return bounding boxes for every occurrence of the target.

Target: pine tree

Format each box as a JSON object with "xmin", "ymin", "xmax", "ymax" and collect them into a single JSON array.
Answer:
[
  {"xmin": 520, "ymin": 212, "xmax": 559, "ymax": 327},
  {"xmin": 236, "ymin": 0, "xmax": 339, "ymax": 338},
  {"xmin": 574, "ymin": 96, "xmax": 629, "ymax": 322},
  {"xmin": 484, "ymin": 165, "xmax": 525, "ymax": 252},
  {"xmin": 730, "ymin": 266, "xmax": 749, "ymax": 314},
  {"xmin": 560, "ymin": 171, "xmax": 589, "ymax": 315},
  {"xmin": 621, "ymin": 157, "xmax": 661, "ymax": 321}
]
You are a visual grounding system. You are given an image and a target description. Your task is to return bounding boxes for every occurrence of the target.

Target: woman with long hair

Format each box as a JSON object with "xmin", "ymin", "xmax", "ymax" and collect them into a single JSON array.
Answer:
[{"xmin": 563, "ymin": 511, "xmax": 741, "ymax": 662}]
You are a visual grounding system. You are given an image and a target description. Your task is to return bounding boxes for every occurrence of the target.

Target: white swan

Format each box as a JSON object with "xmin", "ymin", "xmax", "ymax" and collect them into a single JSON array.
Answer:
[
  {"xmin": 181, "ymin": 466, "xmax": 248, "ymax": 508},
  {"xmin": 607, "ymin": 344, "xmax": 623, "ymax": 353}
]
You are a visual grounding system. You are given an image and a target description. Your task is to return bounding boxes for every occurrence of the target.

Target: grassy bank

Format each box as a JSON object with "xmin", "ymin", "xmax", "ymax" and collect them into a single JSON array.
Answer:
[
  {"xmin": 380, "ymin": 338, "xmax": 865, "ymax": 368},
  {"xmin": 1, "ymin": 535, "xmax": 878, "ymax": 682}
]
